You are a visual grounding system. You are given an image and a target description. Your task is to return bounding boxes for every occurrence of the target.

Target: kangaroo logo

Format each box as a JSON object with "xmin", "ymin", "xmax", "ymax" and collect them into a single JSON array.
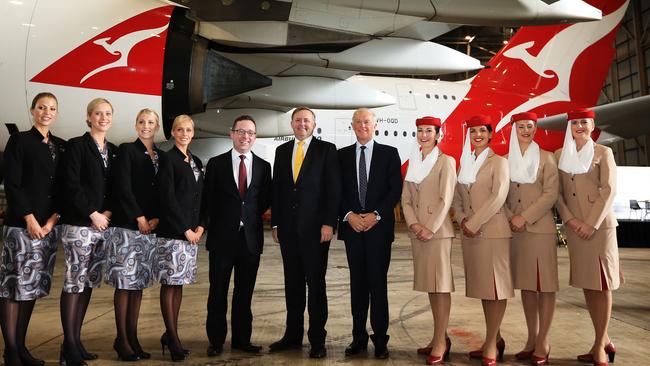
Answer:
[
  {"xmin": 80, "ymin": 24, "xmax": 169, "ymax": 83},
  {"xmin": 495, "ymin": 0, "xmax": 627, "ymax": 131}
]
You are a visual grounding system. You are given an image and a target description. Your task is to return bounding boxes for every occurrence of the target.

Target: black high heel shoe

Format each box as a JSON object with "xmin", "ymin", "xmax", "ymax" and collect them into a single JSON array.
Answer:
[
  {"xmin": 113, "ymin": 338, "xmax": 139, "ymax": 362},
  {"xmin": 59, "ymin": 345, "xmax": 88, "ymax": 366},
  {"xmin": 161, "ymin": 333, "xmax": 186, "ymax": 362},
  {"xmin": 78, "ymin": 343, "xmax": 98, "ymax": 361},
  {"xmin": 19, "ymin": 347, "xmax": 45, "ymax": 366}
]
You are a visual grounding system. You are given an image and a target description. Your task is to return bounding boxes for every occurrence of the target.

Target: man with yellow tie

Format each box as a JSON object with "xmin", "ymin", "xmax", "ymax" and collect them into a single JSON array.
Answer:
[{"xmin": 270, "ymin": 107, "xmax": 341, "ymax": 358}]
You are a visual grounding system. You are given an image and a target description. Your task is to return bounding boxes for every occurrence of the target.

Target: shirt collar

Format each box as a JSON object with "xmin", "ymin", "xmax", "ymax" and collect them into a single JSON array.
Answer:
[
  {"xmin": 295, "ymin": 135, "xmax": 313, "ymax": 147},
  {"xmin": 231, "ymin": 148, "xmax": 252, "ymax": 161},
  {"xmin": 30, "ymin": 126, "xmax": 50, "ymax": 142},
  {"xmin": 356, "ymin": 139, "xmax": 374, "ymax": 151}
]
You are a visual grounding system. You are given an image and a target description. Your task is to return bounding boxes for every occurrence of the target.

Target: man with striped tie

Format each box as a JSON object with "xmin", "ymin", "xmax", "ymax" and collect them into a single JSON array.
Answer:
[
  {"xmin": 270, "ymin": 107, "xmax": 341, "ymax": 358},
  {"xmin": 337, "ymin": 108, "xmax": 402, "ymax": 359}
]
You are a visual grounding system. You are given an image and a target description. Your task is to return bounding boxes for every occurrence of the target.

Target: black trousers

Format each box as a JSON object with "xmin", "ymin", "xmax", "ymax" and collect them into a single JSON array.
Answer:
[
  {"xmin": 206, "ymin": 231, "xmax": 260, "ymax": 347},
  {"xmin": 344, "ymin": 235, "xmax": 392, "ymax": 346},
  {"xmin": 279, "ymin": 232, "xmax": 330, "ymax": 347}
]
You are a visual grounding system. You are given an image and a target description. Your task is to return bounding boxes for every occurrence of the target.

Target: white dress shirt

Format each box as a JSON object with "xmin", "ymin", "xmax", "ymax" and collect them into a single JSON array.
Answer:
[{"xmin": 231, "ymin": 149, "xmax": 252, "ymax": 189}]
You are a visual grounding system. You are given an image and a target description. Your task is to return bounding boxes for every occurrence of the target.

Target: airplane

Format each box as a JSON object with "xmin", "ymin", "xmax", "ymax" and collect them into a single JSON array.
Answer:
[{"xmin": 0, "ymin": 0, "xmax": 645, "ymax": 177}]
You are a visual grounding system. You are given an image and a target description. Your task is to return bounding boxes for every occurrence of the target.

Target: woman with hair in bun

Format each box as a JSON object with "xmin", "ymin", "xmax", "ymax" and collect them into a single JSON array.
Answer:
[
  {"xmin": 155, "ymin": 115, "xmax": 204, "ymax": 361},
  {"xmin": 0, "ymin": 92, "xmax": 66, "ymax": 366},
  {"xmin": 106, "ymin": 108, "xmax": 163, "ymax": 361},
  {"xmin": 505, "ymin": 112, "xmax": 559, "ymax": 365},
  {"xmin": 401, "ymin": 116, "xmax": 456, "ymax": 365},
  {"xmin": 452, "ymin": 115, "xmax": 512, "ymax": 366},
  {"xmin": 555, "ymin": 109, "xmax": 620, "ymax": 366},
  {"xmin": 59, "ymin": 98, "xmax": 117, "ymax": 366}
]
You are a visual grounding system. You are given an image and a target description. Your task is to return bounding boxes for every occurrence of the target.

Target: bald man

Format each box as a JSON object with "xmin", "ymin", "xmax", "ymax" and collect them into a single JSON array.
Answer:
[{"xmin": 337, "ymin": 108, "xmax": 402, "ymax": 359}]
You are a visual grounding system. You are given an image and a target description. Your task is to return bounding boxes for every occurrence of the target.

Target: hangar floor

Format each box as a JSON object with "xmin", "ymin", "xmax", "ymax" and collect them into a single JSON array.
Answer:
[{"xmin": 3, "ymin": 228, "xmax": 649, "ymax": 365}]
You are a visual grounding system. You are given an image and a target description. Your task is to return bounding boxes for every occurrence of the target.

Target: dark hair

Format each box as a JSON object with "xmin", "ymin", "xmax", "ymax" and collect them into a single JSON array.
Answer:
[
  {"xmin": 30, "ymin": 92, "xmax": 58, "ymax": 109},
  {"xmin": 291, "ymin": 106, "xmax": 315, "ymax": 121},
  {"xmin": 232, "ymin": 114, "xmax": 257, "ymax": 130}
]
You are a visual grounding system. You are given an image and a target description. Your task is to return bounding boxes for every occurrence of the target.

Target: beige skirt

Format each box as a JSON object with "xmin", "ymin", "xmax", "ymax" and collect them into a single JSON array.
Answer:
[
  {"xmin": 511, "ymin": 231, "xmax": 559, "ymax": 292},
  {"xmin": 461, "ymin": 237, "xmax": 514, "ymax": 300},
  {"xmin": 566, "ymin": 227, "xmax": 620, "ymax": 291},
  {"xmin": 411, "ymin": 237, "xmax": 454, "ymax": 293}
]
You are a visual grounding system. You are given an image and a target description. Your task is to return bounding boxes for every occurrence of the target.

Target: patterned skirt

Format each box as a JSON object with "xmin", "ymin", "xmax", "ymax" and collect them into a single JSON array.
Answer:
[
  {"xmin": 104, "ymin": 228, "xmax": 155, "ymax": 290},
  {"xmin": 60, "ymin": 224, "xmax": 110, "ymax": 293},
  {"xmin": 154, "ymin": 237, "xmax": 198, "ymax": 285},
  {"xmin": 0, "ymin": 226, "xmax": 59, "ymax": 301}
]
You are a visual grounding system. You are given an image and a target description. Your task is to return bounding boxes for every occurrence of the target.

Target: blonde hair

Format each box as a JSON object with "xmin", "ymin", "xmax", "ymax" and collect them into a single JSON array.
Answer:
[
  {"xmin": 135, "ymin": 108, "xmax": 160, "ymax": 126},
  {"xmin": 172, "ymin": 114, "xmax": 194, "ymax": 130},
  {"xmin": 86, "ymin": 98, "xmax": 113, "ymax": 127}
]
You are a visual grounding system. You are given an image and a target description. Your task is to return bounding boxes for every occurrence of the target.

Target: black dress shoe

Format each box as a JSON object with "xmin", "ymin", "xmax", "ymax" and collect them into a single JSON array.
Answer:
[
  {"xmin": 206, "ymin": 344, "xmax": 223, "ymax": 357},
  {"xmin": 269, "ymin": 338, "xmax": 302, "ymax": 352},
  {"xmin": 309, "ymin": 345, "xmax": 327, "ymax": 359},
  {"xmin": 345, "ymin": 340, "xmax": 368, "ymax": 356},
  {"xmin": 232, "ymin": 343, "xmax": 262, "ymax": 353},
  {"xmin": 374, "ymin": 345, "xmax": 390, "ymax": 359}
]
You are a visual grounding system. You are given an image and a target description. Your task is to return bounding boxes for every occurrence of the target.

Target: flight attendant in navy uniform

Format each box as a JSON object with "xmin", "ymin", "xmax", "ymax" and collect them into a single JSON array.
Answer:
[
  {"xmin": 106, "ymin": 108, "xmax": 163, "ymax": 361},
  {"xmin": 0, "ymin": 92, "xmax": 66, "ymax": 366},
  {"xmin": 155, "ymin": 115, "xmax": 204, "ymax": 361},
  {"xmin": 452, "ymin": 115, "xmax": 512, "ymax": 366},
  {"xmin": 555, "ymin": 109, "xmax": 621, "ymax": 366},
  {"xmin": 505, "ymin": 112, "xmax": 559, "ymax": 365},
  {"xmin": 59, "ymin": 98, "xmax": 117, "ymax": 366}
]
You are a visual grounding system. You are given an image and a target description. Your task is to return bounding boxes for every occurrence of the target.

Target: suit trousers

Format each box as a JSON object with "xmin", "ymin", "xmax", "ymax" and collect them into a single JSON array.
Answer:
[
  {"xmin": 279, "ymin": 231, "xmax": 330, "ymax": 347},
  {"xmin": 344, "ymin": 235, "xmax": 392, "ymax": 345},
  {"xmin": 206, "ymin": 230, "xmax": 260, "ymax": 347}
]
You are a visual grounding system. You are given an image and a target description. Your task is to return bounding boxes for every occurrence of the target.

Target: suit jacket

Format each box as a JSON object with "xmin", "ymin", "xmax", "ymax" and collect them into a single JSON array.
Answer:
[
  {"xmin": 452, "ymin": 150, "xmax": 511, "ymax": 238},
  {"xmin": 157, "ymin": 146, "xmax": 204, "ymax": 240},
  {"xmin": 3, "ymin": 127, "xmax": 66, "ymax": 227},
  {"xmin": 202, "ymin": 150, "xmax": 271, "ymax": 255},
  {"xmin": 337, "ymin": 141, "xmax": 402, "ymax": 242},
  {"xmin": 402, "ymin": 152, "xmax": 456, "ymax": 239},
  {"xmin": 271, "ymin": 137, "xmax": 341, "ymax": 241},
  {"xmin": 111, "ymin": 139, "xmax": 163, "ymax": 230},
  {"xmin": 61, "ymin": 132, "xmax": 117, "ymax": 227},
  {"xmin": 504, "ymin": 149, "xmax": 558, "ymax": 234},
  {"xmin": 554, "ymin": 144, "xmax": 618, "ymax": 230}
]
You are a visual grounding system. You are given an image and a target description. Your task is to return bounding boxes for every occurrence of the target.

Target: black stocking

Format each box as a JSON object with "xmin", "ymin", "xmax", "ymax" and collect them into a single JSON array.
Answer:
[
  {"xmin": 0, "ymin": 298, "xmax": 20, "ymax": 365},
  {"xmin": 60, "ymin": 291, "xmax": 83, "ymax": 362},
  {"xmin": 160, "ymin": 285, "xmax": 183, "ymax": 352},
  {"xmin": 17, "ymin": 300, "xmax": 43, "ymax": 365},
  {"xmin": 113, "ymin": 289, "xmax": 134, "ymax": 354},
  {"xmin": 126, "ymin": 290, "xmax": 145, "ymax": 354},
  {"xmin": 75, "ymin": 288, "xmax": 94, "ymax": 358}
]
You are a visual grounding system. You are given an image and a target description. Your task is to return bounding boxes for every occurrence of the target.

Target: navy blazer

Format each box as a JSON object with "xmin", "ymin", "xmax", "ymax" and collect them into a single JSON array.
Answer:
[
  {"xmin": 157, "ymin": 146, "xmax": 204, "ymax": 240},
  {"xmin": 111, "ymin": 139, "xmax": 162, "ymax": 230},
  {"xmin": 201, "ymin": 150, "xmax": 271, "ymax": 255},
  {"xmin": 4, "ymin": 127, "xmax": 66, "ymax": 227},
  {"xmin": 61, "ymin": 132, "xmax": 117, "ymax": 227},
  {"xmin": 271, "ymin": 137, "xmax": 341, "ymax": 241},
  {"xmin": 337, "ymin": 141, "xmax": 402, "ymax": 242}
]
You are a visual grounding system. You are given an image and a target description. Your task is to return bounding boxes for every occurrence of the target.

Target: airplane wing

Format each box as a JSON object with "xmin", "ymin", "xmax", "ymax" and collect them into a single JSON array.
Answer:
[{"xmin": 536, "ymin": 95, "xmax": 650, "ymax": 139}]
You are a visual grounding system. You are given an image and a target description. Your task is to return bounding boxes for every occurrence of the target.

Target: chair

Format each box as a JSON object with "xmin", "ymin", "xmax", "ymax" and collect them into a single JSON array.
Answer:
[{"xmin": 629, "ymin": 199, "xmax": 643, "ymax": 220}]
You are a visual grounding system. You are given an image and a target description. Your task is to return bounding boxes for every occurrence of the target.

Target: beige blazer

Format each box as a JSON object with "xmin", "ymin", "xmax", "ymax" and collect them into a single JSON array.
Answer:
[
  {"xmin": 554, "ymin": 144, "xmax": 618, "ymax": 230},
  {"xmin": 402, "ymin": 152, "xmax": 456, "ymax": 239},
  {"xmin": 452, "ymin": 150, "xmax": 511, "ymax": 238},
  {"xmin": 505, "ymin": 149, "xmax": 559, "ymax": 234}
]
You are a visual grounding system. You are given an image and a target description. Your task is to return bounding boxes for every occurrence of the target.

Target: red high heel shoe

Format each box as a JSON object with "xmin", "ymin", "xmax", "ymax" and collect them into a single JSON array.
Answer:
[
  {"xmin": 481, "ymin": 356, "xmax": 497, "ymax": 366},
  {"xmin": 417, "ymin": 346, "xmax": 433, "ymax": 356},
  {"xmin": 469, "ymin": 338, "xmax": 505, "ymax": 360},
  {"xmin": 515, "ymin": 350, "xmax": 534, "ymax": 360},
  {"xmin": 426, "ymin": 354, "xmax": 444, "ymax": 365},
  {"xmin": 531, "ymin": 346, "xmax": 550, "ymax": 365},
  {"xmin": 418, "ymin": 336, "xmax": 452, "ymax": 358},
  {"xmin": 577, "ymin": 342, "xmax": 616, "ymax": 363}
]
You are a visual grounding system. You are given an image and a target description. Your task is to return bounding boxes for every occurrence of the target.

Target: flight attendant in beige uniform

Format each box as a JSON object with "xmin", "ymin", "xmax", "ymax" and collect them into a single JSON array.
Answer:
[
  {"xmin": 452, "ymin": 115, "xmax": 512, "ymax": 366},
  {"xmin": 401, "ymin": 116, "xmax": 456, "ymax": 365},
  {"xmin": 555, "ymin": 108, "xmax": 620, "ymax": 366},
  {"xmin": 505, "ymin": 112, "xmax": 558, "ymax": 365}
]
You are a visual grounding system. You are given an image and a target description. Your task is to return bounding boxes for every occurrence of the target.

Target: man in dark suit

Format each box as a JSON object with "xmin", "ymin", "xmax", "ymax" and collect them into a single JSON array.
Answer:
[
  {"xmin": 270, "ymin": 107, "xmax": 341, "ymax": 359},
  {"xmin": 202, "ymin": 115, "xmax": 272, "ymax": 356},
  {"xmin": 338, "ymin": 108, "xmax": 402, "ymax": 359}
]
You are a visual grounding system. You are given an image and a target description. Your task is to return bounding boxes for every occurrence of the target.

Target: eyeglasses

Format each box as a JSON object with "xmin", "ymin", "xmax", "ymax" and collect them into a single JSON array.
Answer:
[{"xmin": 232, "ymin": 129, "xmax": 256, "ymax": 136}]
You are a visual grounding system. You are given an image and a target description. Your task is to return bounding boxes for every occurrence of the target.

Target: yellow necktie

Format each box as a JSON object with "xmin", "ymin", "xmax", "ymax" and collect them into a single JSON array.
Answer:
[{"xmin": 293, "ymin": 140, "xmax": 304, "ymax": 182}]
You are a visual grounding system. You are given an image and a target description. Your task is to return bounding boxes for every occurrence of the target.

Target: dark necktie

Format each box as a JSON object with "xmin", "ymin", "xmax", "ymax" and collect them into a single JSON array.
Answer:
[
  {"xmin": 238, "ymin": 155, "xmax": 247, "ymax": 199},
  {"xmin": 359, "ymin": 146, "xmax": 367, "ymax": 209}
]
